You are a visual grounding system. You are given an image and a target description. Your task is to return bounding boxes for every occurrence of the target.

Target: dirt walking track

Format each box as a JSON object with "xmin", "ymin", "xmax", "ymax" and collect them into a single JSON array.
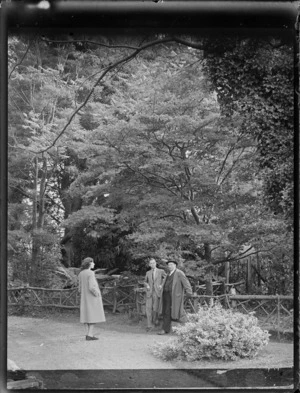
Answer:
[{"xmin": 7, "ymin": 311, "xmax": 294, "ymax": 389}]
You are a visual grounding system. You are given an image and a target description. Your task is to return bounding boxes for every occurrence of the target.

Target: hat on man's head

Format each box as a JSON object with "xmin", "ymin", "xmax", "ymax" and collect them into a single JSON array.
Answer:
[{"xmin": 166, "ymin": 260, "xmax": 178, "ymax": 266}]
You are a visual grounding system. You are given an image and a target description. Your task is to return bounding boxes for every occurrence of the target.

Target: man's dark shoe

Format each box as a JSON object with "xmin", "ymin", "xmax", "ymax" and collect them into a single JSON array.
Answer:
[{"xmin": 86, "ymin": 336, "xmax": 99, "ymax": 340}]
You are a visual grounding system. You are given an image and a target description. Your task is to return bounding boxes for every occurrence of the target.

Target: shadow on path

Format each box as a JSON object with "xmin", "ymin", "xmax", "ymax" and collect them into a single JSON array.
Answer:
[{"xmin": 26, "ymin": 368, "xmax": 294, "ymax": 389}]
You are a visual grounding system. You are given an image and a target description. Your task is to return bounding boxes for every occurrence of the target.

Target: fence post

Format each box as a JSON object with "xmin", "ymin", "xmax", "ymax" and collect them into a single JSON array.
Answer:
[
  {"xmin": 225, "ymin": 261, "xmax": 230, "ymax": 285},
  {"xmin": 112, "ymin": 281, "xmax": 117, "ymax": 313},
  {"xmin": 230, "ymin": 286, "xmax": 237, "ymax": 309},
  {"xmin": 135, "ymin": 289, "xmax": 139, "ymax": 314},
  {"xmin": 246, "ymin": 257, "xmax": 252, "ymax": 293},
  {"xmin": 225, "ymin": 294, "xmax": 231, "ymax": 309},
  {"xmin": 193, "ymin": 295, "xmax": 198, "ymax": 313},
  {"xmin": 277, "ymin": 294, "xmax": 281, "ymax": 340}
]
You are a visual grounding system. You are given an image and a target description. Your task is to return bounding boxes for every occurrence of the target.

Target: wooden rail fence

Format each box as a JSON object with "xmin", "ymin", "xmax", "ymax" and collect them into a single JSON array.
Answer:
[
  {"xmin": 8, "ymin": 283, "xmax": 136, "ymax": 313},
  {"xmin": 135, "ymin": 289, "xmax": 293, "ymax": 338},
  {"xmin": 224, "ymin": 294, "xmax": 293, "ymax": 337},
  {"xmin": 8, "ymin": 286, "xmax": 293, "ymax": 337}
]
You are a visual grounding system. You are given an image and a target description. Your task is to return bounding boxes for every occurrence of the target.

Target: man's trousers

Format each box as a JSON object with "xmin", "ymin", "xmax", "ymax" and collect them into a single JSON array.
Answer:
[
  {"xmin": 145, "ymin": 290, "xmax": 160, "ymax": 327},
  {"xmin": 162, "ymin": 290, "xmax": 172, "ymax": 333}
]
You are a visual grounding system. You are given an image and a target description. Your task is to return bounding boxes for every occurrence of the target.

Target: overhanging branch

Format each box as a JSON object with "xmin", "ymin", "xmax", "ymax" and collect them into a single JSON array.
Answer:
[{"xmin": 212, "ymin": 247, "xmax": 275, "ymax": 266}]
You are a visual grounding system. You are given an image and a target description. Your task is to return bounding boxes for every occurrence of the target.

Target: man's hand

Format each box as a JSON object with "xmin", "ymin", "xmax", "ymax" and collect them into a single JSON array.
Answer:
[{"xmin": 185, "ymin": 293, "xmax": 194, "ymax": 299}]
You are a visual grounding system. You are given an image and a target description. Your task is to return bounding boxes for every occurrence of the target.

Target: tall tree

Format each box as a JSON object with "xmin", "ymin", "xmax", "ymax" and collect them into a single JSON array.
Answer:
[
  {"xmin": 8, "ymin": 33, "xmax": 293, "ymax": 294},
  {"xmin": 63, "ymin": 44, "xmax": 289, "ymax": 293}
]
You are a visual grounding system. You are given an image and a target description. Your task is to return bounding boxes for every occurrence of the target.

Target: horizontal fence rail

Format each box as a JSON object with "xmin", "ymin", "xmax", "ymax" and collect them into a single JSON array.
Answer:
[
  {"xmin": 135, "ymin": 289, "xmax": 293, "ymax": 338},
  {"xmin": 8, "ymin": 284, "xmax": 137, "ymax": 313},
  {"xmin": 8, "ymin": 286, "xmax": 293, "ymax": 337},
  {"xmin": 226, "ymin": 294, "xmax": 293, "ymax": 337},
  {"xmin": 8, "ymin": 287, "xmax": 80, "ymax": 309}
]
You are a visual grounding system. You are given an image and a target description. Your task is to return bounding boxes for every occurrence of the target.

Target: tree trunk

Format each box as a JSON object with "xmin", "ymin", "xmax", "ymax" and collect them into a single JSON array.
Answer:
[
  {"xmin": 31, "ymin": 156, "xmax": 39, "ymax": 284},
  {"xmin": 56, "ymin": 151, "xmax": 85, "ymax": 268},
  {"xmin": 37, "ymin": 155, "xmax": 47, "ymax": 228},
  {"xmin": 191, "ymin": 206, "xmax": 200, "ymax": 225},
  {"xmin": 257, "ymin": 253, "xmax": 261, "ymax": 288},
  {"xmin": 203, "ymin": 243, "xmax": 213, "ymax": 304},
  {"xmin": 59, "ymin": 172, "xmax": 83, "ymax": 267},
  {"xmin": 31, "ymin": 155, "xmax": 48, "ymax": 284},
  {"xmin": 225, "ymin": 261, "xmax": 230, "ymax": 284},
  {"xmin": 246, "ymin": 257, "xmax": 253, "ymax": 293},
  {"xmin": 61, "ymin": 194, "xmax": 82, "ymax": 267},
  {"xmin": 205, "ymin": 276, "xmax": 213, "ymax": 302},
  {"xmin": 190, "ymin": 207, "xmax": 214, "ymax": 302}
]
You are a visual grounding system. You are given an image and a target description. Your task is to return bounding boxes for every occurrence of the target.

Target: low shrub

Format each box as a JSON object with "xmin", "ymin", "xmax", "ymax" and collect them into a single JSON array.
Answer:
[{"xmin": 151, "ymin": 303, "xmax": 270, "ymax": 361}]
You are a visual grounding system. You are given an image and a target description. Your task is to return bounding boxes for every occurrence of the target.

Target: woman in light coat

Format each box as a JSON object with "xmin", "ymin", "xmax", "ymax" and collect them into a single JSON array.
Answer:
[{"xmin": 78, "ymin": 257, "xmax": 106, "ymax": 340}]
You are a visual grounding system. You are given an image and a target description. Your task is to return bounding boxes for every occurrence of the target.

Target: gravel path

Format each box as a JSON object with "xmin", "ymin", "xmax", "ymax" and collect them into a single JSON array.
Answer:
[{"xmin": 7, "ymin": 313, "xmax": 293, "ymax": 371}]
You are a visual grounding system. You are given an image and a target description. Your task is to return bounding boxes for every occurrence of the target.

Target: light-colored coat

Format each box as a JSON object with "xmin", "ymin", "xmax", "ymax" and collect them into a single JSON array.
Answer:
[
  {"xmin": 144, "ymin": 268, "xmax": 166, "ymax": 297},
  {"xmin": 162, "ymin": 268, "xmax": 193, "ymax": 320},
  {"xmin": 144, "ymin": 268, "xmax": 166, "ymax": 316},
  {"xmin": 78, "ymin": 269, "xmax": 106, "ymax": 324}
]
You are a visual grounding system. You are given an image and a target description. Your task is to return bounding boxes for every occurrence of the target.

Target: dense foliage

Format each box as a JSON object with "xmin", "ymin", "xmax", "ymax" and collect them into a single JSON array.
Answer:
[
  {"xmin": 151, "ymin": 303, "xmax": 270, "ymax": 361},
  {"xmin": 202, "ymin": 36, "xmax": 294, "ymax": 223},
  {"xmin": 7, "ymin": 33, "xmax": 293, "ymax": 294}
]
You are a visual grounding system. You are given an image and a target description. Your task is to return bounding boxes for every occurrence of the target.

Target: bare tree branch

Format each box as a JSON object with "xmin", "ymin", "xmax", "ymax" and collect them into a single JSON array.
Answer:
[
  {"xmin": 218, "ymin": 147, "xmax": 246, "ymax": 186},
  {"xmin": 158, "ymin": 214, "xmax": 186, "ymax": 221},
  {"xmin": 40, "ymin": 37, "xmax": 141, "ymax": 50},
  {"xmin": 9, "ymin": 38, "xmax": 35, "ymax": 79},
  {"xmin": 211, "ymin": 246, "xmax": 274, "ymax": 266}
]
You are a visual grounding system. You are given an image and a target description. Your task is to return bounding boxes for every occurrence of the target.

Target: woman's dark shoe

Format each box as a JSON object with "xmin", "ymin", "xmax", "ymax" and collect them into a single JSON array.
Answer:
[{"xmin": 86, "ymin": 336, "xmax": 99, "ymax": 340}]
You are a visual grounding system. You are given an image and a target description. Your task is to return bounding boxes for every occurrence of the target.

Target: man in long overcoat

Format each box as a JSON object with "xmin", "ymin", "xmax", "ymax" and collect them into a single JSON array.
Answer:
[
  {"xmin": 144, "ymin": 258, "xmax": 166, "ymax": 330},
  {"xmin": 157, "ymin": 260, "xmax": 193, "ymax": 335}
]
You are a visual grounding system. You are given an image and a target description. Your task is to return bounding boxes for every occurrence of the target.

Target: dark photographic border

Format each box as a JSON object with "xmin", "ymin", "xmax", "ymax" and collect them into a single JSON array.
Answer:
[{"xmin": 1, "ymin": 1, "xmax": 299, "ymax": 392}]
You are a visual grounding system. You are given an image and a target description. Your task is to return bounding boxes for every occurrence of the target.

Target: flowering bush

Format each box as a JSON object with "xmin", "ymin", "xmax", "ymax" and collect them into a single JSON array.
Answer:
[{"xmin": 151, "ymin": 303, "xmax": 270, "ymax": 361}]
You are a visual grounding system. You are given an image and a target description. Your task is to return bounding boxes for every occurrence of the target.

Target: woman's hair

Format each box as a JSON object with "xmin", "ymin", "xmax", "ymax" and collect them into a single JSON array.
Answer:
[{"xmin": 80, "ymin": 257, "xmax": 94, "ymax": 270}]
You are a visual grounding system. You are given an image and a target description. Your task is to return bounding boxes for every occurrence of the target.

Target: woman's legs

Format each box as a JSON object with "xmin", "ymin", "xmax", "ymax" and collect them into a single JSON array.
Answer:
[
  {"xmin": 87, "ymin": 323, "xmax": 95, "ymax": 337},
  {"xmin": 84, "ymin": 323, "xmax": 98, "ymax": 340}
]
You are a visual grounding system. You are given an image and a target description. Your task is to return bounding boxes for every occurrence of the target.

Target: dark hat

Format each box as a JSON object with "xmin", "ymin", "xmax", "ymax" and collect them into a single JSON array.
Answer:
[{"xmin": 166, "ymin": 260, "xmax": 178, "ymax": 266}]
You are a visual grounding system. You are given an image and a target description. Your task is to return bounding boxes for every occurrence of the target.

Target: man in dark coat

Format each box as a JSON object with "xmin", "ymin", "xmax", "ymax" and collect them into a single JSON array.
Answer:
[{"xmin": 157, "ymin": 260, "xmax": 193, "ymax": 335}]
